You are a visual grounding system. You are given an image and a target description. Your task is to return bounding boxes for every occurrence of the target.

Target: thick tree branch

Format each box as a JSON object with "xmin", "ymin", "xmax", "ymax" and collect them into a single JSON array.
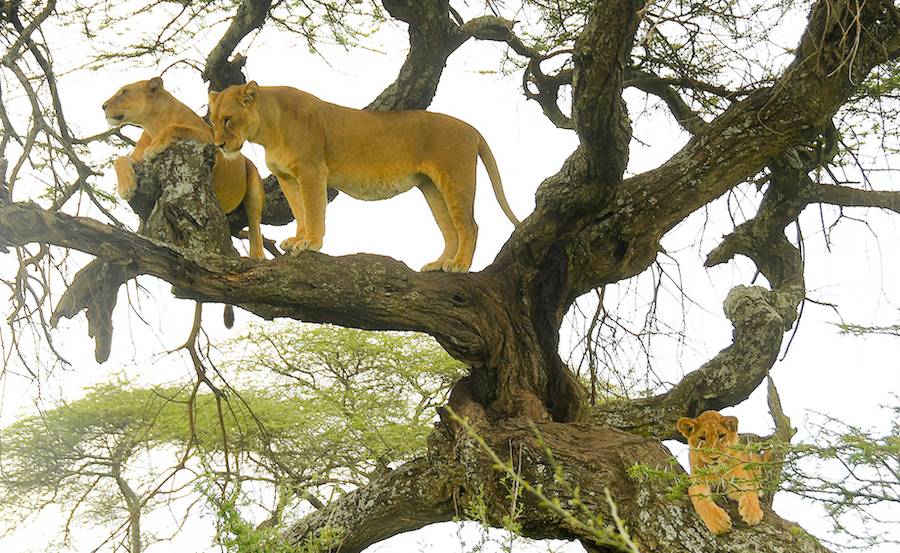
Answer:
[
  {"xmin": 803, "ymin": 183, "xmax": 900, "ymax": 212},
  {"xmin": 202, "ymin": 0, "xmax": 273, "ymax": 91},
  {"xmin": 368, "ymin": 0, "xmax": 461, "ymax": 111},
  {"xmin": 624, "ymin": 69, "xmax": 714, "ymax": 135},
  {"xmin": 285, "ymin": 420, "xmax": 834, "ymax": 553}
]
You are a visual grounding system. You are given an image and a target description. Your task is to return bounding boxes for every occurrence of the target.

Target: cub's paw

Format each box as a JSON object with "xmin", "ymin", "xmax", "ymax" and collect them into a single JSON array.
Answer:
[
  {"xmin": 699, "ymin": 505, "xmax": 732, "ymax": 535},
  {"xmin": 739, "ymin": 497, "xmax": 764, "ymax": 526}
]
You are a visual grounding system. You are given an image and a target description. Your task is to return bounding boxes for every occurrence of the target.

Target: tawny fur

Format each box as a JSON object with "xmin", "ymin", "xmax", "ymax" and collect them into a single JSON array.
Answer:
[
  {"xmin": 103, "ymin": 77, "xmax": 265, "ymax": 260},
  {"xmin": 677, "ymin": 410, "xmax": 765, "ymax": 535},
  {"xmin": 208, "ymin": 81, "xmax": 519, "ymax": 273}
]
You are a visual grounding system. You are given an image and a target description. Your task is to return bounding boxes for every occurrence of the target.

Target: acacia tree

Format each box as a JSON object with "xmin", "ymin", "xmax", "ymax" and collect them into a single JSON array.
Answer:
[
  {"xmin": 3, "ymin": 0, "xmax": 900, "ymax": 552},
  {"xmin": 0, "ymin": 327, "xmax": 461, "ymax": 552}
]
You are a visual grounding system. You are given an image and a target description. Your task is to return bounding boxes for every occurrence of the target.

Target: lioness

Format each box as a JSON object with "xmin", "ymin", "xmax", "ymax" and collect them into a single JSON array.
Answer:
[
  {"xmin": 103, "ymin": 77, "xmax": 266, "ymax": 259},
  {"xmin": 208, "ymin": 81, "xmax": 519, "ymax": 272},
  {"xmin": 677, "ymin": 410, "xmax": 765, "ymax": 534}
]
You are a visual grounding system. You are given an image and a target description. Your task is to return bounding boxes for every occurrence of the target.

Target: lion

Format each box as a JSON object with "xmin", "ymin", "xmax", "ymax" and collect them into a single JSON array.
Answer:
[
  {"xmin": 208, "ymin": 81, "xmax": 520, "ymax": 273},
  {"xmin": 103, "ymin": 77, "xmax": 266, "ymax": 260},
  {"xmin": 677, "ymin": 410, "xmax": 765, "ymax": 535}
]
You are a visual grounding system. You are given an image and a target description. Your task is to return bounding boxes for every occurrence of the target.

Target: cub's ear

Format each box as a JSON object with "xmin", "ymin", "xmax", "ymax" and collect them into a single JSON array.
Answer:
[
  {"xmin": 147, "ymin": 76, "xmax": 163, "ymax": 93},
  {"xmin": 209, "ymin": 90, "xmax": 220, "ymax": 106},
  {"xmin": 677, "ymin": 417, "xmax": 697, "ymax": 438},
  {"xmin": 241, "ymin": 81, "xmax": 259, "ymax": 107},
  {"xmin": 723, "ymin": 416, "xmax": 739, "ymax": 433}
]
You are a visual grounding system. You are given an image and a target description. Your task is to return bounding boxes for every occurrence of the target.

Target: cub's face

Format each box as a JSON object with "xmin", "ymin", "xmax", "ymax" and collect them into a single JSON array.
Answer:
[
  {"xmin": 102, "ymin": 77, "xmax": 163, "ymax": 128},
  {"xmin": 209, "ymin": 82, "xmax": 260, "ymax": 159},
  {"xmin": 677, "ymin": 410, "xmax": 739, "ymax": 465}
]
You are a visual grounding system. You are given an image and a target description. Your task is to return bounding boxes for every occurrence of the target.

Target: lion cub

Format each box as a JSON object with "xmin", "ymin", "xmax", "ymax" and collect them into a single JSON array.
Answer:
[
  {"xmin": 208, "ymin": 81, "xmax": 520, "ymax": 273},
  {"xmin": 103, "ymin": 77, "xmax": 266, "ymax": 259},
  {"xmin": 677, "ymin": 410, "xmax": 764, "ymax": 534}
]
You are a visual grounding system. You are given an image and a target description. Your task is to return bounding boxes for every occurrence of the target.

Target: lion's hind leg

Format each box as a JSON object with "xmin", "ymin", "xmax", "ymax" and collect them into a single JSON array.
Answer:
[
  {"xmin": 243, "ymin": 160, "xmax": 266, "ymax": 260},
  {"xmin": 417, "ymin": 177, "xmax": 462, "ymax": 272},
  {"xmin": 436, "ymin": 170, "xmax": 478, "ymax": 273}
]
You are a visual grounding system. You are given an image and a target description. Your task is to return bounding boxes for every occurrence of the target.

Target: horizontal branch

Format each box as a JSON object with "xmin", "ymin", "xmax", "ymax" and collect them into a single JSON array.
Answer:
[
  {"xmin": 0, "ymin": 198, "xmax": 503, "ymax": 364},
  {"xmin": 284, "ymin": 419, "xmax": 835, "ymax": 553},
  {"xmin": 283, "ymin": 456, "xmax": 457, "ymax": 553},
  {"xmin": 804, "ymin": 183, "xmax": 900, "ymax": 213}
]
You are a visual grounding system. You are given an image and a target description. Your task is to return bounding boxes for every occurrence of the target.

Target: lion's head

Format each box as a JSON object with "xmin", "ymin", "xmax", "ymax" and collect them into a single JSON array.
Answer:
[
  {"xmin": 209, "ymin": 81, "xmax": 260, "ymax": 159},
  {"xmin": 677, "ymin": 410, "xmax": 739, "ymax": 465},
  {"xmin": 102, "ymin": 77, "xmax": 165, "ymax": 128}
]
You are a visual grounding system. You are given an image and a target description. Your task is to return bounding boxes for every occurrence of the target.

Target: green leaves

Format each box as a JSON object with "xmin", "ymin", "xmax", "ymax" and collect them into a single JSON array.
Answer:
[{"xmin": 0, "ymin": 324, "xmax": 464, "ymax": 551}]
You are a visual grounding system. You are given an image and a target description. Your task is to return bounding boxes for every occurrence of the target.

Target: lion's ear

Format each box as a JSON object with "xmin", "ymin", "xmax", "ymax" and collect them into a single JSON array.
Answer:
[
  {"xmin": 147, "ymin": 77, "xmax": 163, "ymax": 93},
  {"xmin": 723, "ymin": 416, "xmax": 739, "ymax": 433},
  {"xmin": 677, "ymin": 417, "xmax": 697, "ymax": 438},
  {"xmin": 241, "ymin": 81, "xmax": 259, "ymax": 107},
  {"xmin": 209, "ymin": 90, "xmax": 220, "ymax": 106}
]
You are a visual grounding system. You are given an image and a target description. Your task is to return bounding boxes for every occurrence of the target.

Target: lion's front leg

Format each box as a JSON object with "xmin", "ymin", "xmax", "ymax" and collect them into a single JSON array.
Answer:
[
  {"xmin": 277, "ymin": 176, "xmax": 307, "ymax": 253},
  {"xmin": 688, "ymin": 482, "xmax": 732, "ymax": 535},
  {"xmin": 144, "ymin": 124, "xmax": 213, "ymax": 161},
  {"xmin": 275, "ymin": 168, "xmax": 326, "ymax": 255},
  {"xmin": 727, "ymin": 465, "xmax": 764, "ymax": 526},
  {"xmin": 114, "ymin": 156, "xmax": 139, "ymax": 200},
  {"xmin": 115, "ymin": 133, "xmax": 152, "ymax": 200}
]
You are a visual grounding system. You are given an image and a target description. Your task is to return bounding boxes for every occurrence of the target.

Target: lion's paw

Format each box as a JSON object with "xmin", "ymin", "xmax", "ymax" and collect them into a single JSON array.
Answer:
[
  {"xmin": 442, "ymin": 259, "xmax": 470, "ymax": 273},
  {"xmin": 142, "ymin": 144, "xmax": 163, "ymax": 162},
  {"xmin": 117, "ymin": 172, "xmax": 137, "ymax": 200},
  {"xmin": 118, "ymin": 181, "xmax": 137, "ymax": 200},
  {"xmin": 281, "ymin": 237, "xmax": 322, "ymax": 256},
  {"xmin": 739, "ymin": 497, "xmax": 764, "ymax": 526},
  {"xmin": 421, "ymin": 259, "xmax": 445, "ymax": 272},
  {"xmin": 699, "ymin": 504, "xmax": 732, "ymax": 535}
]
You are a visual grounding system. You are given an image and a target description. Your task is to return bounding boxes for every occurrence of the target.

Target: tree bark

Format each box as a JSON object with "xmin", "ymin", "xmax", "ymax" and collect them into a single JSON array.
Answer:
[{"xmin": 283, "ymin": 419, "xmax": 833, "ymax": 553}]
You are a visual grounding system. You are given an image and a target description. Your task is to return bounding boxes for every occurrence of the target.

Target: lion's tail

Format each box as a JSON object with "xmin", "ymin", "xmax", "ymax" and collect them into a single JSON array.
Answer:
[{"xmin": 477, "ymin": 135, "xmax": 520, "ymax": 227}]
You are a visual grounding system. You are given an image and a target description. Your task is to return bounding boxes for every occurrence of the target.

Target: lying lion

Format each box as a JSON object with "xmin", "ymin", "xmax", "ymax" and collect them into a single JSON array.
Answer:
[
  {"xmin": 103, "ymin": 77, "xmax": 265, "ymax": 259},
  {"xmin": 677, "ymin": 410, "xmax": 765, "ymax": 534},
  {"xmin": 208, "ymin": 81, "xmax": 519, "ymax": 273}
]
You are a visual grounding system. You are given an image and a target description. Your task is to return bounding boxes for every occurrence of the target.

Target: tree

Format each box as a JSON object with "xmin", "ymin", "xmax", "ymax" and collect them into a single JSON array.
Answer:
[
  {"xmin": 0, "ymin": 326, "xmax": 461, "ymax": 552},
  {"xmin": 2, "ymin": 0, "xmax": 900, "ymax": 551}
]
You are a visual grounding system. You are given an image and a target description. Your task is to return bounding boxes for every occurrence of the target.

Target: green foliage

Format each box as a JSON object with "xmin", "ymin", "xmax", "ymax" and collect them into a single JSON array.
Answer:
[
  {"xmin": 454, "ymin": 479, "xmax": 524, "ymax": 553},
  {"xmin": 222, "ymin": 323, "xmax": 465, "ymax": 488},
  {"xmin": 446, "ymin": 407, "xmax": 640, "ymax": 553},
  {"xmin": 0, "ymin": 325, "xmax": 463, "ymax": 551},
  {"xmin": 837, "ymin": 321, "xmax": 900, "ymax": 338},
  {"xmin": 779, "ymin": 403, "xmax": 900, "ymax": 549},
  {"xmin": 200, "ymin": 480, "xmax": 340, "ymax": 553}
]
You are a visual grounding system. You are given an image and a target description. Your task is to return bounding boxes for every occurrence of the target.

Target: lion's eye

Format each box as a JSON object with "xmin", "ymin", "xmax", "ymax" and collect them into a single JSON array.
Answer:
[
  {"xmin": 223, "ymin": 116, "xmax": 231, "ymax": 127},
  {"xmin": 698, "ymin": 436, "xmax": 706, "ymax": 442},
  {"xmin": 718, "ymin": 434, "xmax": 726, "ymax": 440}
]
